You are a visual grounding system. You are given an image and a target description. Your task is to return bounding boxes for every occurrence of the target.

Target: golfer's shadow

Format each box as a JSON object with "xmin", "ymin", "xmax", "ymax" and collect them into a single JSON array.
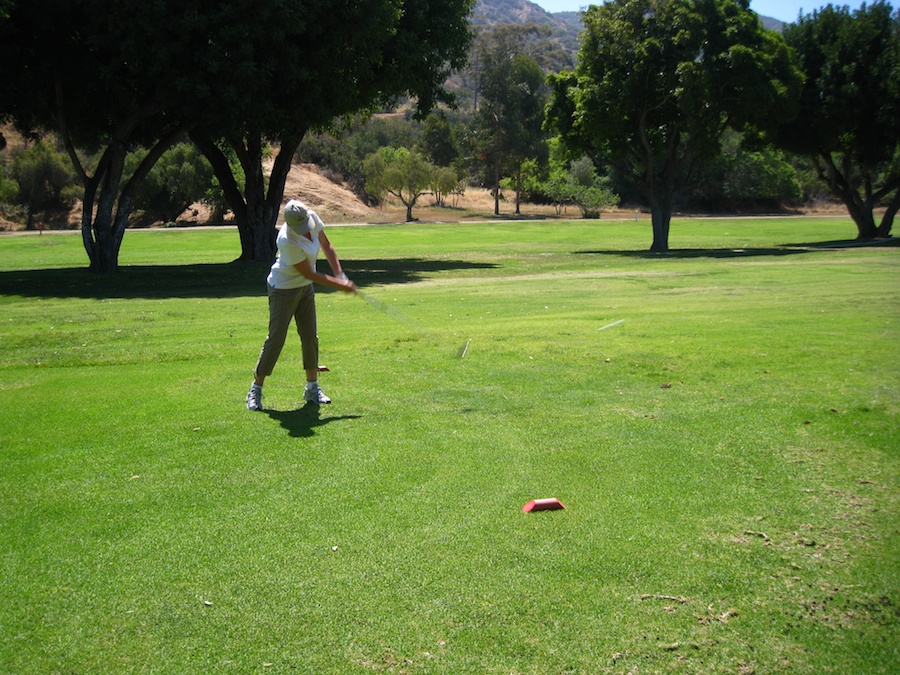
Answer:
[{"xmin": 266, "ymin": 403, "xmax": 361, "ymax": 438}]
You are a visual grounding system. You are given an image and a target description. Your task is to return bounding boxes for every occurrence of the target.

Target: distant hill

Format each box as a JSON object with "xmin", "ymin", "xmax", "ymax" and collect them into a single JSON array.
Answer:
[
  {"xmin": 450, "ymin": 0, "xmax": 785, "ymax": 110},
  {"xmin": 552, "ymin": 11, "xmax": 583, "ymax": 33},
  {"xmin": 760, "ymin": 16, "xmax": 785, "ymax": 31},
  {"xmin": 472, "ymin": 0, "xmax": 786, "ymax": 64},
  {"xmin": 471, "ymin": 0, "xmax": 566, "ymax": 28},
  {"xmin": 472, "ymin": 0, "xmax": 580, "ymax": 59}
]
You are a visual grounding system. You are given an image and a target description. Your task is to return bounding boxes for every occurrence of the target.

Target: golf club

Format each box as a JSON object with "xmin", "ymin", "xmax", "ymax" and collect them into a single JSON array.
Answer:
[
  {"xmin": 356, "ymin": 289, "xmax": 426, "ymax": 336},
  {"xmin": 355, "ymin": 288, "xmax": 469, "ymax": 357},
  {"xmin": 599, "ymin": 319, "xmax": 625, "ymax": 331}
]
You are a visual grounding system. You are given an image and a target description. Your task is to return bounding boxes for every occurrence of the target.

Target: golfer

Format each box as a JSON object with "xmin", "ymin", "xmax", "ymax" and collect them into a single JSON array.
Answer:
[{"xmin": 246, "ymin": 200, "xmax": 357, "ymax": 411}]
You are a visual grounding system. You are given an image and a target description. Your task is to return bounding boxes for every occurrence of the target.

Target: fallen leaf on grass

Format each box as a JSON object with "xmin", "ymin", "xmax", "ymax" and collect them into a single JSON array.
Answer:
[
  {"xmin": 641, "ymin": 594, "xmax": 687, "ymax": 603},
  {"xmin": 719, "ymin": 609, "xmax": 738, "ymax": 622},
  {"xmin": 658, "ymin": 641, "xmax": 701, "ymax": 651}
]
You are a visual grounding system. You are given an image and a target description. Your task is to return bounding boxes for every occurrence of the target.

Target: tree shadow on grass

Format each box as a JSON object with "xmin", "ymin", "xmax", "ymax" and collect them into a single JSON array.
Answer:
[
  {"xmin": 0, "ymin": 257, "xmax": 497, "ymax": 300},
  {"xmin": 575, "ymin": 238, "xmax": 897, "ymax": 259},
  {"xmin": 265, "ymin": 403, "xmax": 362, "ymax": 438}
]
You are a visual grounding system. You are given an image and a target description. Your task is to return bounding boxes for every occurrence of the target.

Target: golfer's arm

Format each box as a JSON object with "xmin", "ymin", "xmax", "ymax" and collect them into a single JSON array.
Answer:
[
  {"xmin": 318, "ymin": 231, "xmax": 344, "ymax": 277},
  {"xmin": 293, "ymin": 258, "xmax": 355, "ymax": 293}
]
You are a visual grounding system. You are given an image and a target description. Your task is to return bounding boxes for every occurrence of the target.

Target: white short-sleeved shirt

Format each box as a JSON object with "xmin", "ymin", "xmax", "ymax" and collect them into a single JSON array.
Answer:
[{"xmin": 266, "ymin": 211, "xmax": 325, "ymax": 289}]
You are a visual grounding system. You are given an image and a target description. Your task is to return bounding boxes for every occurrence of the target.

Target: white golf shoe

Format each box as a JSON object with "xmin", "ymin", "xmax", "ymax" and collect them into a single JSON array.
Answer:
[
  {"xmin": 303, "ymin": 383, "xmax": 331, "ymax": 405},
  {"xmin": 246, "ymin": 385, "xmax": 263, "ymax": 411}
]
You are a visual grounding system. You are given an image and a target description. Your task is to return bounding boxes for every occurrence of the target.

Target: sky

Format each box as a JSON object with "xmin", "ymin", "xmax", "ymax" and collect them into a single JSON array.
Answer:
[{"xmin": 533, "ymin": 1, "xmax": 879, "ymax": 23}]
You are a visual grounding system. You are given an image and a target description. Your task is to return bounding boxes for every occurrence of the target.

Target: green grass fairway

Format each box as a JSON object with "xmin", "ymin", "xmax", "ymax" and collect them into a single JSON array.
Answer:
[{"xmin": 1, "ymin": 218, "xmax": 898, "ymax": 673}]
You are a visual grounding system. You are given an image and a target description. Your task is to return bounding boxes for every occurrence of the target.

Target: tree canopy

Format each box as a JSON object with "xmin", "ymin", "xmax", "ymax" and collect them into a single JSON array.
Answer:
[
  {"xmin": 546, "ymin": 0, "xmax": 802, "ymax": 251},
  {"xmin": 774, "ymin": 1, "xmax": 900, "ymax": 239},
  {"xmin": 363, "ymin": 147, "xmax": 435, "ymax": 222},
  {"xmin": 0, "ymin": 0, "xmax": 216, "ymax": 271},
  {"xmin": 189, "ymin": 0, "xmax": 475, "ymax": 262},
  {"xmin": 0, "ymin": 0, "xmax": 475, "ymax": 270}
]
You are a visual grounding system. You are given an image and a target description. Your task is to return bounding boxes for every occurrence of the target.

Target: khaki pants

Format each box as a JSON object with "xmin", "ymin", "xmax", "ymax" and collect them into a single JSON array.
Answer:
[{"xmin": 254, "ymin": 283, "xmax": 318, "ymax": 377}]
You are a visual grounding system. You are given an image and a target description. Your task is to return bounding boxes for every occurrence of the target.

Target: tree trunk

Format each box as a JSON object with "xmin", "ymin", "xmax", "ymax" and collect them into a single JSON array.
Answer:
[
  {"xmin": 814, "ymin": 153, "xmax": 882, "ymax": 240},
  {"xmin": 193, "ymin": 133, "xmax": 299, "ymax": 264},
  {"xmin": 67, "ymin": 123, "xmax": 187, "ymax": 274},
  {"xmin": 85, "ymin": 141, "xmax": 128, "ymax": 273},
  {"xmin": 877, "ymin": 188, "xmax": 899, "ymax": 238},
  {"xmin": 493, "ymin": 156, "xmax": 501, "ymax": 216},
  {"xmin": 649, "ymin": 204, "xmax": 672, "ymax": 252},
  {"xmin": 849, "ymin": 205, "xmax": 879, "ymax": 241},
  {"xmin": 241, "ymin": 139, "xmax": 274, "ymax": 262},
  {"xmin": 514, "ymin": 167, "xmax": 521, "ymax": 215},
  {"xmin": 646, "ymin": 166, "xmax": 676, "ymax": 253},
  {"xmin": 80, "ymin": 177, "xmax": 100, "ymax": 268},
  {"xmin": 56, "ymin": 81, "xmax": 126, "ymax": 274}
]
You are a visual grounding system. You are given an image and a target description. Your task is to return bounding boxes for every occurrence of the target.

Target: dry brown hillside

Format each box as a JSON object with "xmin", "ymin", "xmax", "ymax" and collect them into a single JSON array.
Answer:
[
  {"xmin": 274, "ymin": 161, "xmax": 570, "ymax": 224},
  {"xmin": 279, "ymin": 162, "xmax": 372, "ymax": 222},
  {"xmin": 248, "ymin": 160, "xmax": 572, "ymax": 225}
]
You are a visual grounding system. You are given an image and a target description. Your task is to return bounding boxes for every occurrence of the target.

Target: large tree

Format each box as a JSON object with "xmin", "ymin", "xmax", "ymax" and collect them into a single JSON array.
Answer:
[
  {"xmin": 474, "ymin": 25, "xmax": 549, "ymax": 216},
  {"xmin": 189, "ymin": 0, "xmax": 475, "ymax": 263},
  {"xmin": 0, "ymin": 0, "xmax": 207, "ymax": 272},
  {"xmin": 775, "ymin": 2, "xmax": 900, "ymax": 240},
  {"xmin": 546, "ymin": 0, "xmax": 801, "ymax": 251}
]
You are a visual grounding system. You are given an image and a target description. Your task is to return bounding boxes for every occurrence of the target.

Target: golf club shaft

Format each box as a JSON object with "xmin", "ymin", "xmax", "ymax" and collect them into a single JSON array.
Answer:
[{"xmin": 357, "ymin": 289, "xmax": 426, "ymax": 336}]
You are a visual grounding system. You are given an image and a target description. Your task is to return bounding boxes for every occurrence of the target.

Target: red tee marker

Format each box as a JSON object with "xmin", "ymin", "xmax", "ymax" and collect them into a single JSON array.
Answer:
[{"xmin": 522, "ymin": 498, "xmax": 566, "ymax": 512}]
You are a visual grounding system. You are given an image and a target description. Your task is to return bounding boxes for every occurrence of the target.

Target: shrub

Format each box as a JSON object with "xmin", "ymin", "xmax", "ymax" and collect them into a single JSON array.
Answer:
[
  {"xmin": 8, "ymin": 140, "xmax": 77, "ymax": 224},
  {"xmin": 129, "ymin": 143, "xmax": 216, "ymax": 224},
  {"xmin": 567, "ymin": 156, "xmax": 618, "ymax": 218},
  {"xmin": 0, "ymin": 173, "xmax": 17, "ymax": 204}
]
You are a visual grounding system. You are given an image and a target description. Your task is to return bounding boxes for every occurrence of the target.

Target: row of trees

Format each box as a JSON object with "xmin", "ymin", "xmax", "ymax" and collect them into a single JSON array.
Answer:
[
  {"xmin": 306, "ymin": 0, "xmax": 899, "ymax": 251},
  {"xmin": 546, "ymin": 0, "xmax": 899, "ymax": 251},
  {"xmin": 2, "ymin": 0, "xmax": 898, "ymax": 265},
  {"xmin": 0, "ymin": 0, "xmax": 475, "ymax": 272}
]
